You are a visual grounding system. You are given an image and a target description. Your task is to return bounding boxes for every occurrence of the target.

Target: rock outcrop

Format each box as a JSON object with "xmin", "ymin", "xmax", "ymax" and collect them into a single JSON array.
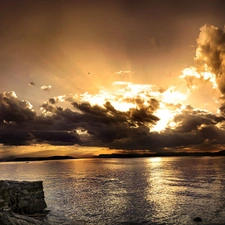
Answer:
[
  {"xmin": 0, "ymin": 211, "xmax": 46, "ymax": 225},
  {"xmin": 0, "ymin": 180, "xmax": 49, "ymax": 225}
]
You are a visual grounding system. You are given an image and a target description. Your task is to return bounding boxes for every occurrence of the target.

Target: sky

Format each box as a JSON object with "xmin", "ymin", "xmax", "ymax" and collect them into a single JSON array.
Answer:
[{"xmin": 1, "ymin": 0, "xmax": 225, "ymax": 158}]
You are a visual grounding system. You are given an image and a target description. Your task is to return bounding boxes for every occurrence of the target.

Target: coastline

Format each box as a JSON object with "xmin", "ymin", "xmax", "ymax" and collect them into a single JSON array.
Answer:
[
  {"xmin": 0, "ymin": 155, "xmax": 76, "ymax": 163},
  {"xmin": 94, "ymin": 150, "xmax": 225, "ymax": 158}
]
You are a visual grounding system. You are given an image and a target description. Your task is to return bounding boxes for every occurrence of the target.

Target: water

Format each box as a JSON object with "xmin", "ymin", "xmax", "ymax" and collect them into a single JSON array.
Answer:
[{"xmin": 1, "ymin": 157, "xmax": 225, "ymax": 225}]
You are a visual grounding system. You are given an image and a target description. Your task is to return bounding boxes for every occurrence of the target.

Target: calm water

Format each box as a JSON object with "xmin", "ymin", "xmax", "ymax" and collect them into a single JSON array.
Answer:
[{"xmin": 1, "ymin": 157, "xmax": 225, "ymax": 225}]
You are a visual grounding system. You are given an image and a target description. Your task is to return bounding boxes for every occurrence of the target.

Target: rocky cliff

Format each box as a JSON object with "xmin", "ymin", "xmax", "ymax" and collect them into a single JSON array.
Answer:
[{"xmin": 0, "ymin": 180, "xmax": 49, "ymax": 225}]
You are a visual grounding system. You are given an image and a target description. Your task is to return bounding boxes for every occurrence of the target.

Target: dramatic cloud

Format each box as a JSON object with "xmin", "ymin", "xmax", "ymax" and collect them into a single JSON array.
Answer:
[
  {"xmin": 0, "ymin": 87, "xmax": 160, "ymax": 147},
  {"xmin": 193, "ymin": 24, "xmax": 225, "ymax": 115},
  {"xmin": 179, "ymin": 67, "xmax": 217, "ymax": 90},
  {"xmin": 195, "ymin": 24, "xmax": 225, "ymax": 82},
  {"xmin": 0, "ymin": 91, "xmax": 35, "ymax": 123},
  {"xmin": 2, "ymin": 24, "xmax": 225, "ymax": 156},
  {"xmin": 0, "ymin": 82, "xmax": 224, "ymax": 153},
  {"xmin": 0, "ymin": 128, "xmax": 34, "ymax": 146}
]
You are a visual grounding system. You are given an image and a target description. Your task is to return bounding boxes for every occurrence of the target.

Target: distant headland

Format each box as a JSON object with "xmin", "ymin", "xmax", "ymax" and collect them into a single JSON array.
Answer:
[
  {"xmin": 94, "ymin": 150, "xmax": 225, "ymax": 158},
  {"xmin": 1, "ymin": 155, "xmax": 76, "ymax": 162}
]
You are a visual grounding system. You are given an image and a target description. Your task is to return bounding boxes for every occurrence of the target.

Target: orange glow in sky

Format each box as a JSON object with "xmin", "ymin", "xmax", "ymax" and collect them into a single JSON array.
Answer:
[{"xmin": 1, "ymin": 1, "xmax": 225, "ymax": 158}]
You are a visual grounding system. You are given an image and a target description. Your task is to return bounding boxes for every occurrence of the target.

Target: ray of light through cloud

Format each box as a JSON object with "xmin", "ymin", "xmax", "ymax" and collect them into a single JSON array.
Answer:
[{"xmin": 1, "ymin": 19, "xmax": 225, "ymax": 157}]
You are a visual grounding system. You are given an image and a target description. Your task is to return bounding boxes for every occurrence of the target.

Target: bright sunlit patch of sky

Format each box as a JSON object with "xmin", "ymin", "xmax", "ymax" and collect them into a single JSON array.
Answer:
[{"xmin": 0, "ymin": 144, "xmax": 122, "ymax": 159}]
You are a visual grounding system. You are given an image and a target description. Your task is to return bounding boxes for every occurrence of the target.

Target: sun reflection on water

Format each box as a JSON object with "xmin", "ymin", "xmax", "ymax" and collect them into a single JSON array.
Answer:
[{"xmin": 145, "ymin": 157, "xmax": 189, "ymax": 224}]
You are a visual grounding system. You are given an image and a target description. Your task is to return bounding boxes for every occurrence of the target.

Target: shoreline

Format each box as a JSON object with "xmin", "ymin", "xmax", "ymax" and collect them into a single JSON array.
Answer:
[{"xmin": 0, "ymin": 155, "xmax": 76, "ymax": 163}]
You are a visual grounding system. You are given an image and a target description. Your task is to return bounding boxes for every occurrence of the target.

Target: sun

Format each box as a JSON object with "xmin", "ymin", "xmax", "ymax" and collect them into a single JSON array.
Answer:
[
  {"xmin": 73, "ymin": 82, "xmax": 189, "ymax": 133},
  {"xmin": 151, "ymin": 103, "xmax": 184, "ymax": 132},
  {"xmin": 55, "ymin": 69, "xmax": 217, "ymax": 134},
  {"xmin": 151, "ymin": 107, "xmax": 176, "ymax": 132}
]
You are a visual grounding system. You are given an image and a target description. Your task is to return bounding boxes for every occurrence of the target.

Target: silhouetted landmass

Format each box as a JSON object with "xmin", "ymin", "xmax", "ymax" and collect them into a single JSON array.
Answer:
[
  {"xmin": 4, "ymin": 155, "xmax": 76, "ymax": 162},
  {"xmin": 95, "ymin": 150, "xmax": 225, "ymax": 158}
]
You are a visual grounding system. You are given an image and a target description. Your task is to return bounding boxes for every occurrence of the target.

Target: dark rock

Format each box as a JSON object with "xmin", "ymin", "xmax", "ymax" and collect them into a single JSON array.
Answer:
[
  {"xmin": 0, "ymin": 180, "xmax": 47, "ymax": 214},
  {"xmin": 0, "ymin": 211, "xmax": 48, "ymax": 225},
  {"xmin": 0, "ymin": 180, "xmax": 49, "ymax": 225}
]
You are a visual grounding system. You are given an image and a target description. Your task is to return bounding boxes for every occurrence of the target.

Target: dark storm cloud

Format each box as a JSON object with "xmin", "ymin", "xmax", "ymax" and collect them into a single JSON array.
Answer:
[
  {"xmin": 73, "ymin": 101, "xmax": 159, "ymax": 126},
  {"xmin": 0, "ymin": 128, "xmax": 34, "ymax": 146},
  {"xmin": 41, "ymin": 103, "xmax": 63, "ymax": 114},
  {"xmin": 0, "ymin": 92, "xmax": 159, "ymax": 147},
  {"xmin": 123, "ymin": 97, "xmax": 159, "ymax": 112},
  {"xmin": 0, "ymin": 91, "xmax": 36, "ymax": 123},
  {"xmin": 1, "ymin": 91, "xmax": 225, "ymax": 152},
  {"xmin": 100, "ymin": 106, "xmax": 225, "ymax": 151},
  {"xmin": 173, "ymin": 108, "xmax": 224, "ymax": 133},
  {"xmin": 168, "ymin": 108, "xmax": 225, "ymax": 149},
  {"xmin": 32, "ymin": 130, "xmax": 80, "ymax": 146},
  {"xmin": 105, "ymin": 125, "xmax": 204, "ymax": 151},
  {"xmin": 57, "ymin": 102, "xmax": 157, "ymax": 148},
  {"xmin": 0, "ymin": 92, "xmax": 79, "ymax": 146},
  {"xmin": 41, "ymin": 97, "xmax": 63, "ymax": 113}
]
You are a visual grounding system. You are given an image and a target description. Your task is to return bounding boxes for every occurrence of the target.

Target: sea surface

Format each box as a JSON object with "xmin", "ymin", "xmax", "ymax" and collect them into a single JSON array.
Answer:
[{"xmin": 1, "ymin": 157, "xmax": 225, "ymax": 225}]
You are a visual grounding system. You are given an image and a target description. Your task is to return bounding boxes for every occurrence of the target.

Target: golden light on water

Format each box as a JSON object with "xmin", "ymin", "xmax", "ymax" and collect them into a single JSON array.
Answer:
[{"xmin": 148, "ymin": 157, "xmax": 161, "ymax": 163}]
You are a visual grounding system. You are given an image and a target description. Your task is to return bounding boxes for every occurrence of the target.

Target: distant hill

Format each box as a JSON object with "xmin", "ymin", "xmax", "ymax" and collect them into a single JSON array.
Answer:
[
  {"xmin": 4, "ymin": 155, "xmax": 76, "ymax": 162},
  {"xmin": 95, "ymin": 150, "xmax": 225, "ymax": 158}
]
